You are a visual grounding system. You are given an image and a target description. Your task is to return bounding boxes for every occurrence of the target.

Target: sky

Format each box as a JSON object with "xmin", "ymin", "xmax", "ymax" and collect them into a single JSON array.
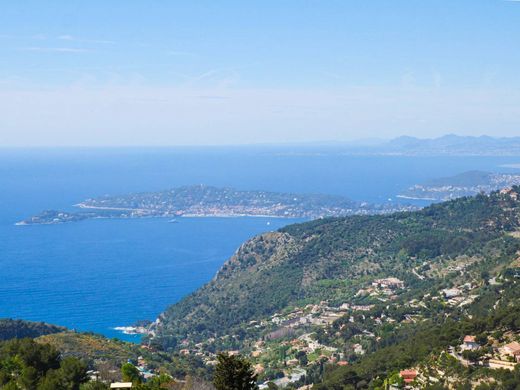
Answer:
[{"xmin": 0, "ymin": 0, "xmax": 519, "ymax": 146}]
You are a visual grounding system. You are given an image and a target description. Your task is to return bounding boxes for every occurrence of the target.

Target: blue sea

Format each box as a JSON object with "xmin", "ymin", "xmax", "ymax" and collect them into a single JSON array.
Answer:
[{"xmin": 0, "ymin": 147, "xmax": 519, "ymax": 341}]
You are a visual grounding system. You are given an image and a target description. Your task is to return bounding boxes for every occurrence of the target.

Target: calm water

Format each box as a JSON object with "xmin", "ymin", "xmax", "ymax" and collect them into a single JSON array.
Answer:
[{"xmin": 0, "ymin": 147, "xmax": 519, "ymax": 340}]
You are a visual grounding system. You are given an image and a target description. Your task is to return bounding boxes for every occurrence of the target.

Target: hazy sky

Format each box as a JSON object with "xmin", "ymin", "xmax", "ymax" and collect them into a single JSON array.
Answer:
[{"xmin": 1, "ymin": 1, "xmax": 519, "ymax": 146}]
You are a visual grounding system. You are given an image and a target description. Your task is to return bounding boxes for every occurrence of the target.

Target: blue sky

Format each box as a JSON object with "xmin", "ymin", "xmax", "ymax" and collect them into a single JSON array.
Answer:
[{"xmin": 0, "ymin": 1, "xmax": 519, "ymax": 146}]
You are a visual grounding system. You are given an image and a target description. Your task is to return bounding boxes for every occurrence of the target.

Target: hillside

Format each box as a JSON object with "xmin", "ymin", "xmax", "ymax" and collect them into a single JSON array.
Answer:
[
  {"xmin": 36, "ymin": 332, "xmax": 210, "ymax": 381},
  {"xmin": 151, "ymin": 188, "xmax": 520, "ymax": 349},
  {"xmin": 0, "ymin": 318, "xmax": 66, "ymax": 341},
  {"xmin": 147, "ymin": 188, "xmax": 520, "ymax": 387}
]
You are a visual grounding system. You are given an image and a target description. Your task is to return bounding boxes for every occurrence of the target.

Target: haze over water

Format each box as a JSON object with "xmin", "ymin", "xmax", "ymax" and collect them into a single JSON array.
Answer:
[{"xmin": 1, "ymin": 147, "xmax": 519, "ymax": 341}]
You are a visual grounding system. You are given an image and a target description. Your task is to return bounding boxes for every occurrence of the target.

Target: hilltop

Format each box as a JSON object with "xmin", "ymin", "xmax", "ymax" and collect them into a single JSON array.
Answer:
[{"xmin": 0, "ymin": 318, "xmax": 66, "ymax": 341}]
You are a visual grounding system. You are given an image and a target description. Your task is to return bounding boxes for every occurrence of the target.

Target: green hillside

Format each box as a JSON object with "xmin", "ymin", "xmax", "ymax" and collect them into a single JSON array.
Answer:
[
  {"xmin": 151, "ymin": 187, "xmax": 520, "ymax": 351},
  {"xmin": 0, "ymin": 319, "xmax": 66, "ymax": 341}
]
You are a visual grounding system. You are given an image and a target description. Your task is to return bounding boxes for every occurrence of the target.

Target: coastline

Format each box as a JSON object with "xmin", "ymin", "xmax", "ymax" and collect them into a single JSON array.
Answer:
[
  {"xmin": 396, "ymin": 194, "xmax": 437, "ymax": 201},
  {"xmin": 15, "ymin": 213, "xmax": 299, "ymax": 226}
]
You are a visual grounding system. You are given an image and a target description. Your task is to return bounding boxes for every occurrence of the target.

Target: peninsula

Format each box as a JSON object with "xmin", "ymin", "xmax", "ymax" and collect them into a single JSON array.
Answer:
[
  {"xmin": 398, "ymin": 170, "xmax": 520, "ymax": 201},
  {"xmin": 16, "ymin": 185, "xmax": 417, "ymax": 225}
]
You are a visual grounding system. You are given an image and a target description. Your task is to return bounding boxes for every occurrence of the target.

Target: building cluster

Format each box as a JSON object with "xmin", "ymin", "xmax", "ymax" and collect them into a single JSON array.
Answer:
[{"xmin": 440, "ymin": 282, "xmax": 479, "ymax": 307}]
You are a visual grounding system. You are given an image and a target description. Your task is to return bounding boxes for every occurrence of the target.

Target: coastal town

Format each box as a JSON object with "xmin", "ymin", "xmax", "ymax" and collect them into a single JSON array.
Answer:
[
  {"xmin": 16, "ymin": 185, "xmax": 418, "ymax": 225},
  {"xmin": 398, "ymin": 171, "xmax": 520, "ymax": 201}
]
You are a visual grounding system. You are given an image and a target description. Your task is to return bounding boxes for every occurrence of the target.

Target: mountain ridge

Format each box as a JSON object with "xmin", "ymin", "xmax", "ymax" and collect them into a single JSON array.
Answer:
[{"xmin": 150, "ymin": 187, "xmax": 520, "ymax": 352}]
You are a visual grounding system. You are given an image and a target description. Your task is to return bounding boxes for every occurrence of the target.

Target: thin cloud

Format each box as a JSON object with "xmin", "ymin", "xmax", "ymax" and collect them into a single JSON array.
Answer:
[
  {"xmin": 166, "ymin": 50, "xmax": 196, "ymax": 57},
  {"xmin": 19, "ymin": 47, "xmax": 91, "ymax": 53},
  {"xmin": 57, "ymin": 35, "xmax": 115, "ymax": 44},
  {"xmin": 193, "ymin": 95, "xmax": 231, "ymax": 100}
]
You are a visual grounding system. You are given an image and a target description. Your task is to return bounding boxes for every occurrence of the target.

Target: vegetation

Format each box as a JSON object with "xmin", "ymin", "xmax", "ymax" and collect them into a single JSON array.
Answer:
[
  {"xmin": 213, "ymin": 353, "xmax": 258, "ymax": 390},
  {"xmin": 0, "ymin": 338, "xmax": 88, "ymax": 390},
  {"xmin": 7, "ymin": 189, "xmax": 520, "ymax": 389},
  {"xmin": 0, "ymin": 319, "xmax": 66, "ymax": 341},
  {"xmin": 315, "ymin": 288, "xmax": 520, "ymax": 389},
  {"xmin": 152, "ymin": 188, "xmax": 520, "ymax": 350}
]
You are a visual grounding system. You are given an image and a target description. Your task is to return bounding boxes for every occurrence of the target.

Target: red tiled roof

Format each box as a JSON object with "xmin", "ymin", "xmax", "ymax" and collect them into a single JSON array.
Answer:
[
  {"xmin": 464, "ymin": 335, "xmax": 476, "ymax": 343},
  {"xmin": 399, "ymin": 369, "xmax": 417, "ymax": 380},
  {"xmin": 504, "ymin": 342, "xmax": 520, "ymax": 354}
]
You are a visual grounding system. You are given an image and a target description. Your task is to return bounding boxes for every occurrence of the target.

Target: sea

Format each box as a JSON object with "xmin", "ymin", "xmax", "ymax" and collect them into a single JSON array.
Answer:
[{"xmin": 0, "ymin": 146, "xmax": 519, "ymax": 341}]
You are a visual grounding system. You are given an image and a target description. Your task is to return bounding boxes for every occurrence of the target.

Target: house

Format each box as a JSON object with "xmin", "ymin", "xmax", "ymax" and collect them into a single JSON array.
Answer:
[
  {"xmin": 372, "ymin": 277, "xmax": 405, "ymax": 289},
  {"xmin": 352, "ymin": 344, "xmax": 365, "ymax": 355},
  {"xmin": 110, "ymin": 383, "xmax": 133, "ymax": 389},
  {"xmin": 442, "ymin": 288, "xmax": 461, "ymax": 299},
  {"xmin": 500, "ymin": 188, "xmax": 519, "ymax": 200},
  {"xmin": 399, "ymin": 370, "xmax": 417, "ymax": 384},
  {"xmin": 351, "ymin": 304, "xmax": 374, "ymax": 312},
  {"xmin": 500, "ymin": 341, "xmax": 520, "ymax": 361},
  {"xmin": 462, "ymin": 335, "xmax": 480, "ymax": 350}
]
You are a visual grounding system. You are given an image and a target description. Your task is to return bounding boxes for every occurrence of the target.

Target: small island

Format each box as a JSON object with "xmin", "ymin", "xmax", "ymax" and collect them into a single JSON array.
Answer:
[{"xmin": 17, "ymin": 185, "xmax": 417, "ymax": 225}]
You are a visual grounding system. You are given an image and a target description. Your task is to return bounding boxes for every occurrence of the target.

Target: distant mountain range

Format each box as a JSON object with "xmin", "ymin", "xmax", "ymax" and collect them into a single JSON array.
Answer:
[{"xmin": 351, "ymin": 134, "xmax": 520, "ymax": 156}]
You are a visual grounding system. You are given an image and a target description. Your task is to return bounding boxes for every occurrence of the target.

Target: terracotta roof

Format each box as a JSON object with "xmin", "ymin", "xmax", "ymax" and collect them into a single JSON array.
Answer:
[
  {"xmin": 399, "ymin": 369, "xmax": 417, "ymax": 380},
  {"xmin": 464, "ymin": 335, "xmax": 476, "ymax": 343},
  {"xmin": 504, "ymin": 341, "xmax": 520, "ymax": 354}
]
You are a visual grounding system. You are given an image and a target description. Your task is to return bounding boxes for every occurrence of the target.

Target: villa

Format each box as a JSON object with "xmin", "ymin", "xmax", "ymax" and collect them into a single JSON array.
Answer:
[{"xmin": 462, "ymin": 335, "xmax": 480, "ymax": 350}]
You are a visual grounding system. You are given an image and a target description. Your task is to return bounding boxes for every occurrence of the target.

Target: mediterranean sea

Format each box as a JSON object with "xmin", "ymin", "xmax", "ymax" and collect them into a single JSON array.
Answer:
[{"xmin": 0, "ymin": 147, "xmax": 519, "ymax": 341}]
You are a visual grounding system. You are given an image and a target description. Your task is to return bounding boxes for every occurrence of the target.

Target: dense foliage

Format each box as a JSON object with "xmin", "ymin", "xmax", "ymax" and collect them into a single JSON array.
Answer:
[
  {"xmin": 0, "ymin": 338, "xmax": 88, "ymax": 390},
  {"xmin": 213, "ymin": 353, "xmax": 258, "ymax": 390}
]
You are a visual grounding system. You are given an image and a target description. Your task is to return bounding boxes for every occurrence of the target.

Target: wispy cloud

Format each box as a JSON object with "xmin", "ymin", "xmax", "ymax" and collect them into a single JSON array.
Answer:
[
  {"xmin": 57, "ymin": 35, "xmax": 115, "ymax": 44},
  {"xmin": 19, "ymin": 47, "xmax": 91, "ymax": 53},
  {"xmin": 165, "ymin": 50, "xmax": 196, "ymax": 57},
  {"xmin": 193, "ymin": 95, "xmax": 231, "ymax": 100}
]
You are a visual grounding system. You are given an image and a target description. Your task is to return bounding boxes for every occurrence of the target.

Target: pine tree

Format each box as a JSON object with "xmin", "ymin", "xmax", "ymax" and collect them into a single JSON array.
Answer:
[{"xmin": 213, "ymin": 353, "xmax": 258, "ymax": 390}]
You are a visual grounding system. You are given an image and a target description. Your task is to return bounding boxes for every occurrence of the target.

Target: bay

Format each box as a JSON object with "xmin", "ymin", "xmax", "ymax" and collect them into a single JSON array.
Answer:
[{"xmin": 0, "ymin": 147, "xmax": 518, "ymax": 341}]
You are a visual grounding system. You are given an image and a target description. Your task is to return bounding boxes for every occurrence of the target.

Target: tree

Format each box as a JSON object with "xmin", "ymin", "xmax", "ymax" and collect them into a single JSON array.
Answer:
[
  {"xmin": 213, "ymin": 353, "xmax": 258, "ymax": 390},
  {"xmin": 0, "ymin": 338, "xmax": 87, "ymax": 390},
  {"xmin": 59, "ymin": 357, "xmax": 89, "ymax": 390},
  {"xmin": 461, "ymin": 350, "xmax": 483, "ymax": 364},
  {"xmin": 80, "ymin": 382, "xmax": 109, "ymax": 390},
  {"xmin": 121, "ymin": 363, "xmax": 141, "ymax": 384}
]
